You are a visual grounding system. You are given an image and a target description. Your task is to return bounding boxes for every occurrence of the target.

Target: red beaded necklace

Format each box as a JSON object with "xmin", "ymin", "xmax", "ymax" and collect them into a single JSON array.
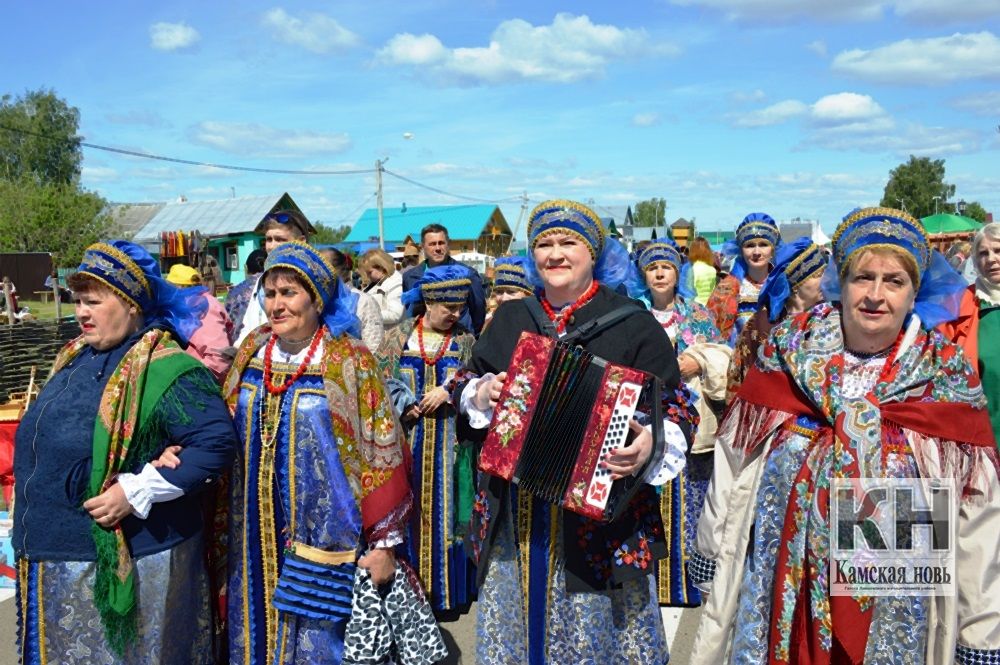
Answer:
[
  {"xmin": 263, "ymin": 325, "xmax": 325, "ymax": 394},
  {"xmin": 416, "ymin": 316, "xmax": 453, "ymax": 365},
  {"xmin": 540, "ymin": 280, "xmax": 600, "ymax": 333}
]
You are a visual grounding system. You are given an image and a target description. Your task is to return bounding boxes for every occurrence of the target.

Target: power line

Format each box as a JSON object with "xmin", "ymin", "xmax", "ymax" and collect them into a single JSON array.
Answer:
[
  {"xmin": 382, "ymin": 168, "xmax": 522, "ymax": 204},
  {"xmin": 0, "ymin": 124, "xmax": 374, "ymax": 176},
  {"xmin": 332, "ymin": 192, "xmax": 376, "ymax": 226}
]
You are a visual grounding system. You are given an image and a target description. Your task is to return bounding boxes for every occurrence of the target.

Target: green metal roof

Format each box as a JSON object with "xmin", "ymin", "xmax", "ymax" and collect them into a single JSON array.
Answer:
[
  {"xmin": 699, "ymin": 230, "xmax": 736, "ymax": 244},
  {"xmin": 920, "ymin": 213, "xmax": 981, "ymax": 234},
  {"xmin": 345, "ymin": 204, "xmax": 505, "ymax": 244}
]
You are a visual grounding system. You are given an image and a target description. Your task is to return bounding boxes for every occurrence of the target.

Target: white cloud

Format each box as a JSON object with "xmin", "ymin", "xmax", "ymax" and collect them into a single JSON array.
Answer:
[
  {"xmin": 952, "ymin": 90, "xmax": 1000, "ymax": 115},
  {"xmin": 81, "ymin": 166, "xmax": 119, "ymax": 183},
  {"xmin": 808, "ymin": 123, "xmax": 983, "ymax": 156},
  {"xmin": 376, "ymin": 13, "xmax": 675, "ymax": 85},
  {"xmin": 730, "ymin": 89, "xmax": 768, "ymax": 103},
  {"xmin": 149, "ymin": 22, "xmax": 200, "ymax": 51},
  {"xmin": 732, "ymin": 99, "xmax": 808, "ymax": 126},
  {"xmin": 668, "ymin": 0, "xmax": 887, "ymax": 22},
  {"xmin": 893, "ymin": 0, "xmax": 1000, "ymax": 23},
  {"xmin": 807, "ymin": 40, "xmax": 828, "ymax": 57},
  {"xmin": 261, "ymin": 8, "xmax": 361, "ymax": 54},
  {"xmin": 832, "ymin": 31, "xmax": 1000, "ymax": 84},
  {"xmin": 668, "ymin": 0, "xmax": 1000, "ymax": 23},
  {"xmin": 810, "ymin": 92, "xmax": 889, "ymax": 128},
  {"xmin": 729, "ymin": 91, "xmax": 979, "ymax": 157},
  {"xmin": 377, "ymin": 34, "xmax": 448, "ymax": 66},
  {"xmin": 105, "ymin": 110, "xmax": 166, "ymax": 127},
  {"xmin": 632, "ymin": 112, "xmax": 662, "ymax": 127},
  {"xmin": 189, "ymin": 121, "xmax": 352, "ymax": 157}
]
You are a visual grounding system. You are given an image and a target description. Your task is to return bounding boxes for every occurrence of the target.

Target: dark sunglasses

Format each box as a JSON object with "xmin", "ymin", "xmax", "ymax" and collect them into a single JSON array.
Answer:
[{"xmin": 269, "ymin": 212, "xmax": 293, "ymax": 224}]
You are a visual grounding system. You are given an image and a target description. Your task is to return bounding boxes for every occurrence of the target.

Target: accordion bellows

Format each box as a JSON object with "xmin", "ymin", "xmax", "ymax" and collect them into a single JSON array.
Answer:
[{"xmin": 480, "ymin": 331, "xmax": 662, "ymax": 522}]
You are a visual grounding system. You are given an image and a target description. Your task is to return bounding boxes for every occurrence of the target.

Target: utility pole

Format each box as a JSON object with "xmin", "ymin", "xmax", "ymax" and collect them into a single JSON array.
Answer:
[
  {"xmin": 375, "ymin": 159, "xmax": 385, "ymax": 250},
  {"xmin": 508, "ymin": 191, "xmax": 529, "ymax": 254}
]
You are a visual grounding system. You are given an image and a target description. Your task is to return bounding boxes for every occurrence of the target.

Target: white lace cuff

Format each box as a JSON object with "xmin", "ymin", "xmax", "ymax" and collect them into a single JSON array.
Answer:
[
  {"xmin": 641, "ymin": 419, "xmax": 688, "ymax": 485},
  {"xmin": 116, "ymin": 463, "xmax": 184, "ymax": 519},
  {"xmin": 460, "ymin": 374, "xmax": 495, "ymax": 429}
]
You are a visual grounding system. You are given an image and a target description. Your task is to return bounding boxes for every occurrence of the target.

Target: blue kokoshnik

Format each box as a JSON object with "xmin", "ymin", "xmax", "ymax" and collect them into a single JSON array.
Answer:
[
  {"xmin": 401, "ymin": 264, "xmax": 473, "ymax": 306},
  {"xmin": 722, "ymin": 213, "xmax": 782, "ymax": 282},
  {"xmin": 637, "ymin": 241, "xmax": 683, "ymax": 273},
  {"xmin": 263, "ymin": 240, "xmax": 360, "ymax": 337},
  {"xmin": 527, "ymin": 199, "xmax": 606, "ymax": 259},
  {"xmin": 757, "ymin": 237, "xmax": 826, "ymax": 323},
  {"xmin": 821, "ymin": 206, "xmax": 967, "ymax": 329},
  {"xmin": 77, "ymin": 240, "xmax": 206, "ymax": 344},
  {"xmin": 831, "ymin": 207, "xmax": 931, "ymax": 285},
  {"xmin": 736, "ymin": 212, "xmax": 781, "ymax": 248},
  {"xmin": 493, "ymin": 256, "xmax": 533, "ymax": 295}
]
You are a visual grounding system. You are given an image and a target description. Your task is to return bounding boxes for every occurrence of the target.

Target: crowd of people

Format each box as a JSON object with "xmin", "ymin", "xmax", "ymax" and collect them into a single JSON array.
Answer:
[{"xmin": 10, "ymin": 200, "xmax": 1000, "ymax": 664}]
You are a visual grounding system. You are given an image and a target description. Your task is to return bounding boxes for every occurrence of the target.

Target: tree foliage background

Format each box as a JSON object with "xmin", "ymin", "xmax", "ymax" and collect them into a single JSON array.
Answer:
[
  {"xmin": 880, "ymin": 155, "xmax": 989, "ymax": 222},
  {"xmin": 0, "ymin": 89, "xmax": 118, "ymax": 266},
  {"xmin": 634, "ymin": 197, "xmax": 667, "ymax": 227},
  {"xmin": 311, "ymin": 222, "xmax": 352, "ymax": 245}
]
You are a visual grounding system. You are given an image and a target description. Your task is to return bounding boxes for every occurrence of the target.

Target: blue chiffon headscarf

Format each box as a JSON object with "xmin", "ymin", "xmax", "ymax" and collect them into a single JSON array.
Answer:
[
  {"xmin": 262, "ymin": 241, "xmax": 360, "ymax": 338},
  {"xmin": 76, "ymin": 240, "xmax": 207, "ymax": 345},
  {"xmin": 756, "ymin": 237, "xmax": 827, "ymax": 323},
  {"xmin": 623, "ymin": 240, "xmax": 696, "ymax": 302},
  {"xmin": 820, "ymin": 207, "xmax": 967, "ymax": 329},
  {"xmin": 522, "ymin": 199, "xmax": 633, "ymax": 291},
  {"xmin": 722, "ymin": 212, "xmax": 782, "ymax": 281}
]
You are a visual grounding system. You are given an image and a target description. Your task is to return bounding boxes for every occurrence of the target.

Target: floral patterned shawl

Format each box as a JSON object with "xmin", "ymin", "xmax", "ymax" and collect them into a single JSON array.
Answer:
[{"xmin": 724, "ymin": 304, "xmax": 997, "ymax": 664}]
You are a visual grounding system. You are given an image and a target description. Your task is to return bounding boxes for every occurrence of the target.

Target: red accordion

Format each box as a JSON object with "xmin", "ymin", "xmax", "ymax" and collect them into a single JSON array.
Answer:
[{"xmin": 479, "ymin": 331, "xmax": 663, "ymax": 522}]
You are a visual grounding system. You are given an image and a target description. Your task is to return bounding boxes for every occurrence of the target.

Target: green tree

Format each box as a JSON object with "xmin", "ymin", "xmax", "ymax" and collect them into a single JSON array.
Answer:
[
  {"xmin": 963, "ymin": 201, "xmax": 989, "ymax": 223},
  {"xmin": 880, "ymin": 156, "xmax": 955, "ymax": 220},
  {"xmin": 634, "ymin": 197, "xmax": 667, "ymax": 227},
  {"xmin": 311, "ymin": 222, "xmax": 351, "ymax": 244},
  {"xmin": 0, "ymin": 176, "xmax": 118, "ymax": 267},
  {"xmin": 0, "ymin": 89, "xmax": 82, "ymax": 185}
]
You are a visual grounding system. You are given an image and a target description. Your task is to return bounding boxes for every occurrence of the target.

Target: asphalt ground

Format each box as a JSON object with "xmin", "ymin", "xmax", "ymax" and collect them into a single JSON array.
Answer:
[{"xmin": 0, "ymin": 592, "xmax": 703, "ymax": 665}]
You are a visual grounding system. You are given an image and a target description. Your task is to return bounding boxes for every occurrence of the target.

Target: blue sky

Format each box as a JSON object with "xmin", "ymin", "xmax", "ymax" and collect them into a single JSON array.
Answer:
[{"xmin": 3, "ymin": 1, "xmax": 999, "ymax": 237}]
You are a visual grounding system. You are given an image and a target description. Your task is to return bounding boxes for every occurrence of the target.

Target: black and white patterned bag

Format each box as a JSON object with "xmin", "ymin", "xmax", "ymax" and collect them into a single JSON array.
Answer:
[{"xmin": 343, "ymin": 560, "xmax": 448, "ymax": 665}]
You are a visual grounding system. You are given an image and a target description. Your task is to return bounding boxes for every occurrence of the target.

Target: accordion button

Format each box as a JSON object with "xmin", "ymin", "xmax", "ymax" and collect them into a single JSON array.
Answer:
[{"xmin": 568, "ymin": 315, "xmax": 575, "ymax": 325}]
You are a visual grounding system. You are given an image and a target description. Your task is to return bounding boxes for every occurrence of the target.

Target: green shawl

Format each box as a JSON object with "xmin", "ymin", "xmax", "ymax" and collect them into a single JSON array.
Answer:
[{"xmin": 50, "ymin": 328, "xmax": 203, "ymax": 654}]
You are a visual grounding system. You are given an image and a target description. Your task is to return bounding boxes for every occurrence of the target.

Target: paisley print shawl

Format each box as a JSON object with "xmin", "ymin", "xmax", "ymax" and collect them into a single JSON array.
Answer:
[
  {"xmin": 225, "ymin": 326, "xmax": 411, "ymax": 543},
  {"xmin": 722, "ymin": 304, "xmax": 998, "ymax": 665},
  {"xmin": 51, "ymin": 329, "xmax": 202, "ymax": 655}
]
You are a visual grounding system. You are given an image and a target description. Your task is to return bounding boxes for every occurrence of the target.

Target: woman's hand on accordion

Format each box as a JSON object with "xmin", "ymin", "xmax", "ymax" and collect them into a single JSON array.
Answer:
[
  {"xmin": 474, "ymin": 371, "xmax": 507, "ymax": 410},
  {"xmin": 602, "ymin": 419, "xmax": 653, "ymax": 480}
]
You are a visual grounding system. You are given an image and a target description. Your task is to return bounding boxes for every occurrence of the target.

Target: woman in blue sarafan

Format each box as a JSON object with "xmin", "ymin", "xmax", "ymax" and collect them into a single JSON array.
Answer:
[
  {"xmin": 458, "ymin": 200, "xmax": 695, "ymax": 665},
  {"xmin": 707, "ymin": 212, "xmax": 781, "ymax": 346},
  {"xmin": 14, "ymin": 240, "xmax": 237, "ymax": 664},
  {"xmin": 626, "ymin": 240, "xmax": 731, "ymax": 607},
  {"xmin": 224, "ymin": 241, "xmax": 418, "ymax": 665},
  {"xmin": 376, "ymin": 264, "xmax": 478, "ymax": 612}
]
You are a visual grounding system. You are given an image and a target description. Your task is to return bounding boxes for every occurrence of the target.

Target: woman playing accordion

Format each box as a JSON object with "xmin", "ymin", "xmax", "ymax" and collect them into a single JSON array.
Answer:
[{"xmin": 458, "ymin": 200, "xmax": 694, "ymax": 665}]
